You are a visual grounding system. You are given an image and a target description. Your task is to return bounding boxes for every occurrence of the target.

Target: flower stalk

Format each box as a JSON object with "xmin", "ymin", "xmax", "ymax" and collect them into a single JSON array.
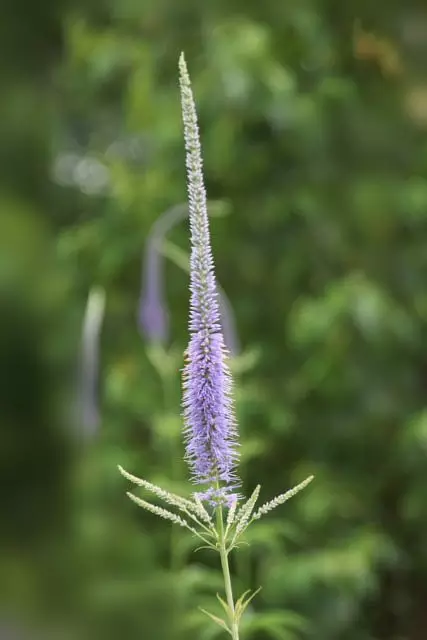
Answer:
[
  {"xmin": 117, "ymin": 53, "xmax": 314, "ymax": 639},
  {"xmin": 217, "ymin": 506, "xmax": 239, "ymax": 640}
]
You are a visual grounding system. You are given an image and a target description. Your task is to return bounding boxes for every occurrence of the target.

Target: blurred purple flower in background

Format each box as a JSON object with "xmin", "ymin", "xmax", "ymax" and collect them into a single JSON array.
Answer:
[
  {"xmin": 138, "ymin": 203, "xmax": 188, "ymax": 344},
  {"xmin": 79, "ymin": 287, "xmax": 106, "ymax": 437},
  {"xmin": 218, "ymin": 286, "xmax": 240, "ymax": 357},
  {"xmin": 139, "ymin": 203, "xmax": 240, "ymax": 355}
]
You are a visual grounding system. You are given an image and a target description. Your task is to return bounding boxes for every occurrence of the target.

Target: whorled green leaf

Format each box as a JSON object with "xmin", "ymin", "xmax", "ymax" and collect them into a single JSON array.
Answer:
[
  {"xmin": 199, "ymin": 607, "xmax": 232, "ymax": 635},
  {"xmin": 216, "ymin": 593, "xmax": 232, "ymax": 618},
  {"xmin": 235, "ymin": 586, "xmax": 262, "ymax": 623}
]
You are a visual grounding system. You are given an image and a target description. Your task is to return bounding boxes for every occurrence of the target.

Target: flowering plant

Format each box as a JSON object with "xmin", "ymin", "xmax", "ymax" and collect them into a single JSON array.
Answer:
[{"xmin": 119, "ymin": 53, "xmax": 313, "ymax": 640}]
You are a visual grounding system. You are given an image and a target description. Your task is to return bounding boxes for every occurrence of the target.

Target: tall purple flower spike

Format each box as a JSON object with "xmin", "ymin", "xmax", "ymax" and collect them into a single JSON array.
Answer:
[{"xmin": 179, "ymin": 53, "xmax": 240, "ymax": 504}]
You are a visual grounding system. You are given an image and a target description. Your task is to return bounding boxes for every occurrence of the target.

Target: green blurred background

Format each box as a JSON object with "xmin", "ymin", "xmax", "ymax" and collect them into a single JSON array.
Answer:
[{"xmin": 1, "ymin": 0, "xmax": 427, "ymax": 638}]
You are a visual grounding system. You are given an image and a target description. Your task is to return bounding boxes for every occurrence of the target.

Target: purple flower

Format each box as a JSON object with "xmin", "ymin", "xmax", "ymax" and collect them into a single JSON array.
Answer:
[
  {"xmin": 138, "ymin": 275, "xmax": 168, "ymax": 344},
  {"xmin": 218, "ymin": 287, "xmax": 240, "ymax": 357},
  {"xmin": 139, "ymin": 203, "xmax": 241, "ymax": 356},
  {"xmin": 179, "ymin": 54, "xmax": 240, "ymax": 504},
  {"xmin": 79, "ymin": 287, "xmax": 105, "ymax": 438},
  {"xmin": 139, "ymin": 204, "xmax": 189, "ymax": 344}
]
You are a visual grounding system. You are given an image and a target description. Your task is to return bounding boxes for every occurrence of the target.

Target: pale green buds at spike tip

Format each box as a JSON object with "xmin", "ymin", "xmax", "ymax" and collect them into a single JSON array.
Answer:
[
  {"xmin": 126, "ymin": 492, "xmax": 194, "ymax": 531},
  {"xmin": 233, "ymin": 485, "xmax": 261, "ymax": 538},
  {"xmin": 252, "ymin": 475, "xmax": 315, "ymax": 521}
]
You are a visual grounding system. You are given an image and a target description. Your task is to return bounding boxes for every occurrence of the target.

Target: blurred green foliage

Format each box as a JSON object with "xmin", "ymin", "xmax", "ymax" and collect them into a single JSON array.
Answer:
[{"xmin": 2, "ymin": 1, "xmax": 427, "ymax": 639}]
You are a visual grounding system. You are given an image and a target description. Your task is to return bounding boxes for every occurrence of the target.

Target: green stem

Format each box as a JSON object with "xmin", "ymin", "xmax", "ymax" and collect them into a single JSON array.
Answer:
[{"xmin": 217, "ymin": 506, "xmax": 239, "ymax": 640}]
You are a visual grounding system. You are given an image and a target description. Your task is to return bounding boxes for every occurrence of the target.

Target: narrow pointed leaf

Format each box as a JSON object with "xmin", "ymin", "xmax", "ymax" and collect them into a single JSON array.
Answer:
[
  {"xmin": 235, "ymin": 587, "xmax": 262, "ymax": 622},
  {"xmin": 234, "ymin": 590, "xmax": 252, "ymax": 614},
  {"xmin": 216, "ymin": 593, "xmax": 232, "ymax": 617},
  {"xmin": 199, "ymin": 608, "xmax": 232, "ymax": 635}
]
